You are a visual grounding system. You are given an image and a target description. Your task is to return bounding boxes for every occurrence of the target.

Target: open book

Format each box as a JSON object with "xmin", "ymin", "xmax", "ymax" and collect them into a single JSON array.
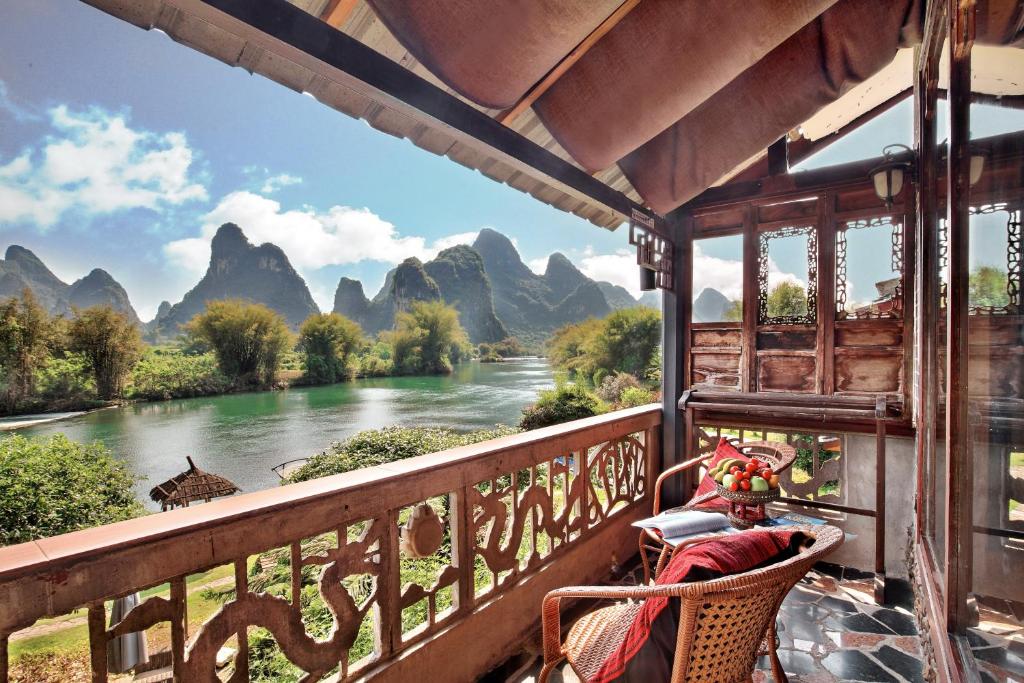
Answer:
[{"xmin": 633, "ymin": 509, "xmax": 733, "ymax": 546}]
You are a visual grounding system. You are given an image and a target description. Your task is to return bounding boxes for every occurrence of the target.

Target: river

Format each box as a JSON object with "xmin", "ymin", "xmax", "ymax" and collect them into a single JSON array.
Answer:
[{"xmin": 19, "ymin": 358, "xmax": 554, "ymax": 507}]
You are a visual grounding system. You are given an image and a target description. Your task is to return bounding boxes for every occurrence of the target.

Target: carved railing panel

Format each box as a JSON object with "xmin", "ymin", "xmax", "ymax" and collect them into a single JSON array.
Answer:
[{"xmin": 0, "ymin": 406, "xmax": 660, "ymax": 682}]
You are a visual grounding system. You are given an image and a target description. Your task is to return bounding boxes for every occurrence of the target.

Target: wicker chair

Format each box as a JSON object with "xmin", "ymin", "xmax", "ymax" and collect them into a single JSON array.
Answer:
[
  {"xmin": 539, "ymin": 524, "xmax": 843, "ymax": 683},
  {"xmin": 640, "ymin": 439, "xmax": 798, "ymax": 583}
]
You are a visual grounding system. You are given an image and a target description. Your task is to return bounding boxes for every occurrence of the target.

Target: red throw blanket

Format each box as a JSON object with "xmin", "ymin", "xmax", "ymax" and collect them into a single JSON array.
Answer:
[{"xmin": 591, "ymin": 530, "xmax": 798, "ymax": 683}]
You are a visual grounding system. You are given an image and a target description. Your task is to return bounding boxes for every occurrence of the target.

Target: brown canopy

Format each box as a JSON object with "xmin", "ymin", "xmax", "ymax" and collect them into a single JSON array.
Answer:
[
  {"xmin": 149, "ymin": 457, "xmax": 240, "ymax": 511},
  {"xmin": 360, "ymin": 0, "xmax": 1022, "ymax": 212}
]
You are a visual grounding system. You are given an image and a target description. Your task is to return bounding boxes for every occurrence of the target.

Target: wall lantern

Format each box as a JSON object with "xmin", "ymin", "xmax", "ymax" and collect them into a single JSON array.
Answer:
[
  {"xmin": 629, "ymin": 208, "xmax": 674, "ymax": 292},
  {"xmin": 870, "ymin": 144, "xmax": 915, "ymax": 210}
]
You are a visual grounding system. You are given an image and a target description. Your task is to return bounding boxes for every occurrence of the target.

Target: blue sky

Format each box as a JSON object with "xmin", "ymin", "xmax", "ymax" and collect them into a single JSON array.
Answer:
[{"xmin": 0, "ymin": 0, "xmax": 628, "ymax": 319}]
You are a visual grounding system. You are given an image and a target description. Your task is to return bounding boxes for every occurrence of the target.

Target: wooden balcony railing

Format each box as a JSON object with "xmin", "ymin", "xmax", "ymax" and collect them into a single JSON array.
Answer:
[{"xmin": 0, "ymin": 405, "xmax": 661, "ymax": 683}]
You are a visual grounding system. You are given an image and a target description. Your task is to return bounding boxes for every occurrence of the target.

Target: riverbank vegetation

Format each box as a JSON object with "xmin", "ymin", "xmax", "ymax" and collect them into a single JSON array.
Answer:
[
  {"xmin": 0, "ymin": 290, "xmax": 527, "ymax": 416},
  {"xmin": 0, "ymin": 433, "xmax": 142, "ymax": 546},
  {"xmin": 520, "ymin": 306, "xmax": 661, "ymax": 430}
]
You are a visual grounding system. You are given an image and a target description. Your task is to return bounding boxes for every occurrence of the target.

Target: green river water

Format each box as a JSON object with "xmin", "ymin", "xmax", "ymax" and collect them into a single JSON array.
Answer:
[{"xmin": 19, "ymin": 358, "xmax": 553, "ymax": 507}]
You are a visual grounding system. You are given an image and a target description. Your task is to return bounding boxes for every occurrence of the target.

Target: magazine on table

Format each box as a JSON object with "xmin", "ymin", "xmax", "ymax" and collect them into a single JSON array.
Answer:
[{"xmin": 633, "ymin": 509, "xmax": 733, "ymax": 540}]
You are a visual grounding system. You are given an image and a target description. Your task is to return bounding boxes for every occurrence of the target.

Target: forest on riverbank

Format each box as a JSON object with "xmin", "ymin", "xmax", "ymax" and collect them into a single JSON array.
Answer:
[{"xmin": 0, "ymin": 289, "xmax": 528, "ymax": 417}]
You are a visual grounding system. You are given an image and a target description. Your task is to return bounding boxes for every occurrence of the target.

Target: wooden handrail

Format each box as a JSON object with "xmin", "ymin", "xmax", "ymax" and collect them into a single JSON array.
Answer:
[{"xmin": 0, "ymin": 406, "xmax": 661, "ymax": 682}]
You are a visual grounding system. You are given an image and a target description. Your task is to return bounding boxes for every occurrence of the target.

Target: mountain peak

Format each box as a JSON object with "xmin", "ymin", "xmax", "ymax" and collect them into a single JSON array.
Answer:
[
  {"xmin": 210, "ymin": 223, "xmax": 250, "ymax": 254},
  {"xmin": 68, "ymin": 268, "xmax": 141, "ymax": 324},
  {"xmin": 544, "ymin": 251, "xmax": 588, "ymax": 304},
  {"xmin": 155, "ymin": 223, "xmax": 319, "ymax": 336}
]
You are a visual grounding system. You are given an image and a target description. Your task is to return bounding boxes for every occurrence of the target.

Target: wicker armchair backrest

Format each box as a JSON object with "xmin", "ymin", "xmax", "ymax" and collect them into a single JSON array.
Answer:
[{"xmin": 669, "ymin": 525, "xmax": 843, "ymax": 682}]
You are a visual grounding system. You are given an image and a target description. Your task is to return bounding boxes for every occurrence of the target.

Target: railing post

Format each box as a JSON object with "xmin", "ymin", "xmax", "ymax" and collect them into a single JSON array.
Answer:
[
  {"xmin": 451, "ymin": 487, "xmax": 475, "ymax": 614},
  {"xmin": 1, "ymin": 632, "xmax": 8, "ymax": 683},
  {"xmin": 87, "ymin": 602, "xmax": 108, "ymax": 683},
  {"xmin": 232, "ymin": 561, "xmax": 249, "ymax": 681},
  {"xmin": 170, "ymin": 577, "xmax": 186, "ymax": 682},
  {"xmin": 380, "ymin": 508, "xmax": 402, "ymax": 656}
]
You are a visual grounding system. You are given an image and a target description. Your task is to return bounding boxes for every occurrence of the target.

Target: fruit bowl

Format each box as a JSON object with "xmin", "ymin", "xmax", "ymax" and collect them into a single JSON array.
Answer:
[{"xmin": 714, "ymin": 483, "xmax": 780, "ymax": 506}]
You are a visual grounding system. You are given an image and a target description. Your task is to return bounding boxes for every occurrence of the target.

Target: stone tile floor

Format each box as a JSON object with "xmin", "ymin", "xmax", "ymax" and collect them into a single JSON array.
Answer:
[
  {"xmin": 754, "ymin": 563, "xmax": 927, "ymax": 682},
  {"xmin": 514, "ymin": 562, "xmax": 1024, "ymax": 682}
]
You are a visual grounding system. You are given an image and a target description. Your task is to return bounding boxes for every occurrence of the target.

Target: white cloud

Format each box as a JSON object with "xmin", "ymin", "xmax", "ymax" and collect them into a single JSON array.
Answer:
[
  {"xmin": 527, "ymin": 257, "xmax": 548, "ymax": 275},
  {"xmin": 164, "ymin": 190, "xmax": 480, "ymax": 281},
  {"xmin": 579, "ymin": 249, "xmax": 642, "ymax": 297},
  {"xmin": 0, "ymin": 105, "xmax": 207, "ymax": 229},
  {"xmin": 261, "ymin": 172, "xmax": 302, "ymax": 194}
]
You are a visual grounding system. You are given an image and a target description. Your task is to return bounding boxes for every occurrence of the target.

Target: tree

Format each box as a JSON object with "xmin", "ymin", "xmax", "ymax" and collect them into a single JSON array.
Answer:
[
  {"xmin": 0, "ymin": 290, "xmax": 57, "ymax": 411},
  {"xmin": 185, "ymin": 299, "xmax": 292, "ymax": 386},
  {"xmin": 723, "ymin": 300, "xmax": 743, "ymax": 322},
  {"xmin": 546, "ymin": 317, "xmax": 603, "ymax": 378},
  {"xmin": 391, "ymin": 300, "xmax": 469, "ymax": 375},
  {"xmin": 969, "ymin": 265, "xmax": 1009, "ymax": 309},
  {"xmin": 0, "ymin": 434, "xmax": 143, "ymax": 545},
  {"xmin": 297, "ymin": 313, "xmax": 364, "ymax": 384},
  {"xmin": 67, "ymin": 306, "xmax": 143, "ymax": 400},
  {"xmin": 766, "ymin": 281, "xmax": 807, "ymax": 318},
  {"xmin": 587, "ymin": 307, "xmax": 662, "ymax": 378}
]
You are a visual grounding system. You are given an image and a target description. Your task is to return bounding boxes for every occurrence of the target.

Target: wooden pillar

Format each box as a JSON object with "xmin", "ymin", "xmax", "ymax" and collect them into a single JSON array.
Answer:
[
  {"xmin": 944, "ymin": 0, "xmax": 975, "ymax": 635},
  {"xmin": 661, "ymin": 212, "xmax": 690, "ymax": 507}
]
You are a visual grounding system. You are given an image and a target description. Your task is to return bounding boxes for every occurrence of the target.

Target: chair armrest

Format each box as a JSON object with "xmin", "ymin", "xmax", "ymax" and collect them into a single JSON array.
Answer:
[{"xmin": 653, "ymin": 453, "xmax": 713, "ymax": 514}]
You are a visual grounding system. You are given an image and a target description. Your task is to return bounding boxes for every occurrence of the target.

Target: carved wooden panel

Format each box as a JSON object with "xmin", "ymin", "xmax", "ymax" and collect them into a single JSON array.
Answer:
[
  {"xmin": 693, "ymin": 327, "xmax": 742, "ymax": 348},
  {"xmin": 969, "ymin": 348, "xmax": 1024, "ymax": 399},
  {"xmin": 758, "ymin": 328, "xmax": 816, "ymax": 350},
  {"xmin": 834, "ymin": 350, "xmax": 904, "ymax": 394},
  {"xmin": 691, "ymin": 352, "xmax": 742, "ymax": 389},
  {"xmin": 757, "ymin": 354, "xmax": 816, "ymax": 393},
  {"xmin": 835, "ymin": 320, "xmax": 903, "ymax": 347}
]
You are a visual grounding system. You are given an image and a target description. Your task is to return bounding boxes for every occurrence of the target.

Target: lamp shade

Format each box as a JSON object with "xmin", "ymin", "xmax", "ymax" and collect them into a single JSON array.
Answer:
[
  {"xmin": 969, "ymin": 154, "xmax": 985, "ymax": 186},
  {"xmin": 872, "ymin": 166, "xmax": 904, "ymax": 206}
]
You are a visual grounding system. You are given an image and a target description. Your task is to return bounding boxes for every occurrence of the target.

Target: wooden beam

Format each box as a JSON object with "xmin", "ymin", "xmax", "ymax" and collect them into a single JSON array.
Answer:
[
  {"xmin": 320, "ymin": 0, "xmax": 358, "ymax": 28},
  {"xmin": 944, "ymin": 0, "xmax": 974, "ymax": 636},
  {"xmin": 497, "ymin": 0, "xmax": 641, "ymax": 126},
  {"xmin": 661, "ymin": 212, "xmax": 690, "ymax": 508},
  {"xmin": 191, "ymin": 0, "xmax": 669, "ymax": 237}
]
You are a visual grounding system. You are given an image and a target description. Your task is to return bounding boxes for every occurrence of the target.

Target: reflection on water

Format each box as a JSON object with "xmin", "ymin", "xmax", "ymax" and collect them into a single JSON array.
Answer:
[{"xmin": 19, "ymin": 359, "xmax": 553, "ymax": 505}]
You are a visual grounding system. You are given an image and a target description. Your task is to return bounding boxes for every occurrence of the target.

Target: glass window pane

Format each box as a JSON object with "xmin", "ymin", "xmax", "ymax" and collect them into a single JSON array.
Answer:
[{"xmin": 692, "ymin": 234, "xmax": 743, "ymax": 324}]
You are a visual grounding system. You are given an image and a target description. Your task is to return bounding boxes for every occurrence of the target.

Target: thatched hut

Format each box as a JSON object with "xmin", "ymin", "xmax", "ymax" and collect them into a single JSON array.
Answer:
[{"xmin": 149, "ymin": 457, "xmax": 240, "ymax": 511}]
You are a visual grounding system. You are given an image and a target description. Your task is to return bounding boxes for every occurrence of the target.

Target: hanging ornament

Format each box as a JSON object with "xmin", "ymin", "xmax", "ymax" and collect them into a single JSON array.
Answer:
[{"xmin": 399, "ymin": 503, "xmax": 445, "ymax": 558}]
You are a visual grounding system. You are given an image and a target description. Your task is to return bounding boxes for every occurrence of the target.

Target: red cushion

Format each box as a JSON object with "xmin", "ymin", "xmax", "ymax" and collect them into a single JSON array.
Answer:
[{"xmin": 691, "ymin": 437, "xmax": 748, "ymax": 512}]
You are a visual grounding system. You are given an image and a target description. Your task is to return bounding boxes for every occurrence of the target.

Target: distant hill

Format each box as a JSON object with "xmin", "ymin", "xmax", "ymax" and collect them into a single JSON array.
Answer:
[
  {"xmin": 638, "ymin": 290, "xmax": 661, "ymax": 310},
  {"xmin": 334, "ymin": 228, "xmax": 645, "ymax": 348},
  {"xmin": 472, "ymin": 229, "xmax": 619, "ymax": 346},
  {"xmin": 152, "ymin": 223, "xmax": 319, "ymax": 337},
  {"xmin": 334, "ymin": 247, "xmax": 507, "ymax": 344},
  {"xmin": 0, "ymin": 245, "xmax": 141, "ymax": 324},
  {"xmin": 693, "ymin": 287, "xmax": 738, "ymax": 322}
]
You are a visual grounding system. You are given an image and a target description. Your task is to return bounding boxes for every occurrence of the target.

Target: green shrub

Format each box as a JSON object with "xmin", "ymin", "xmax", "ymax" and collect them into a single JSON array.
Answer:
[
  {"xmin": 596, "ymin": 372, "xmax": 641, "ymax": 403},
  {"xmin": 35, "ymin": 353, "xmax": 95, "ymax": 403},
  {"xmin": 0, "ymin": 434, "xmax": 143, "ymax": 545},
  {"xmin": 129, "ymin": 348, "xmax": 231, "ymax": 400},
  {"xmin": 519, "ymin": 383, "xmax": 606, "ymax": 431},
  {"xmin": 618, "ymin": 386, "xmax": 656, "ymax": 408},
  {"xmin": 286, "ymin": 425, "xmax": 519, "ymax": 483},
  {"xmin": 592, "ymin": 368, "xmax": 609, "ymax": 388}
]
